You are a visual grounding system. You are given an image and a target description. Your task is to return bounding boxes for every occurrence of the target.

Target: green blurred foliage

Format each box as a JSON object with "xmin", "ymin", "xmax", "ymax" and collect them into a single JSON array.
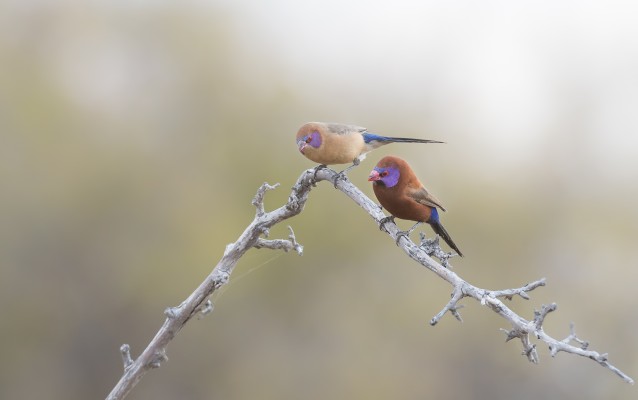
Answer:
[{"xmin": 1, "ymin": 2, "xmax": 637, "ymax": 399}]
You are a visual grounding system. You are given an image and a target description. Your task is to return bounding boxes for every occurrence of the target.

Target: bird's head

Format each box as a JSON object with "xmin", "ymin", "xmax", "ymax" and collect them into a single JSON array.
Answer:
[
  {"xmin": 368, "ymin": 157, "xmax": 402, "ymax": 188},
  {"xmin": 296, "ymin": 123, "xmax": 323, "ymax": 155}
]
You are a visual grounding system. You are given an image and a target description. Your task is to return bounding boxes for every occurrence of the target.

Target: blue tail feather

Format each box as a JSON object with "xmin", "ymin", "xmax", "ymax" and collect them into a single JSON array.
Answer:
[
  {"xmin": 362, "ymin": 132, "xmax": 443, "ymax": 144},
  {"xmin": 429, "ymin": 207, "xmax": 440, "ymax": 223},
  {"xmin": 362, "ymin": 133, "xmax": 391, "ymax": 143}
]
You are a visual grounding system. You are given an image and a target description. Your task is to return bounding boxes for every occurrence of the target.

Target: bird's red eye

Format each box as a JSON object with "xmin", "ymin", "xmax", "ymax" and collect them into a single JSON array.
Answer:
[
  {"xmin": 380, "ymin": 171, "xmax": 388, "ymax": 177},
  {"xmin": 306, "ymin": 137, "xmax": 312, "ymax": 143}
]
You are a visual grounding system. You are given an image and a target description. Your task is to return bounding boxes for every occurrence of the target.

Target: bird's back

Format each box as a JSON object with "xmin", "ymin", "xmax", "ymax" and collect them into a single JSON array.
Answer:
[{"xmin": 323, "ymin": 123, "xmax": 367, "ymax": 136}]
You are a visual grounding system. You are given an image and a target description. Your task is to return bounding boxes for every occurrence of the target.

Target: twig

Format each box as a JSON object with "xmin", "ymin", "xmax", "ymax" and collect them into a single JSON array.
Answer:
[
  {"xmin": 254, "ymin": 226, "xmax": 304, "ymax": 254},
  {"xmin": 106, "ymin": 167, "xmax": 633, "ymax": 400},
  {"xmin": 119, "ymin": 344, "xmax": 134, "ymax": 370},
  {"xmin": 430, "ymin": 286, "xmax": 465, "ymax": 325}
]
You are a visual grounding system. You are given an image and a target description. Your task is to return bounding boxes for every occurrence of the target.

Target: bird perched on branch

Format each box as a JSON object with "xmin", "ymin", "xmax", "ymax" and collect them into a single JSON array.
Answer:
[
  {"xmin": 368, "ymin": 155, "xmax": 463, "ymax": 257},
  {"xmin": 296, "ymin": 122, "xmax": 443, "ymax": 180}
]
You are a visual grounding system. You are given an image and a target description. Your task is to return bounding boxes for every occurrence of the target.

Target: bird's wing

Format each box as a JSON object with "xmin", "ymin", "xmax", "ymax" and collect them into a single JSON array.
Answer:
[
  {"xmin": 325, "ymin": 123, "xmax": 367, "ymax": 136},
  {"xmin": 407, "ymin": 186, "xmax": 447, "ymax": 212}
]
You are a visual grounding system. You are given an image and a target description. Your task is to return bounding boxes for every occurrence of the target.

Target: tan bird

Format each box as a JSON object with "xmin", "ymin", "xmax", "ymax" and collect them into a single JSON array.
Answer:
[{"xmin": 296, "ymin": 122, "xmax": 443, "ymax": 177}]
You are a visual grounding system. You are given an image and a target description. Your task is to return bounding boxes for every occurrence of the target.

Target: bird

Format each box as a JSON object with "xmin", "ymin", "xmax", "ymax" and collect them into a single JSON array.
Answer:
[
  {"xmin": 296, "ymin": 122, "xmax": 443, "ymax": 180},
  {"xmin": 368, "ymin": 155, "xmax": 463, "ymax": 257}
]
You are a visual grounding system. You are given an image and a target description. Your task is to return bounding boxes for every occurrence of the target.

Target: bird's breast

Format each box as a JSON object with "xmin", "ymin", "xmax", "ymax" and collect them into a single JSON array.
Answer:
[
  {"xmin": 313, "ymin": 133, "xmax": 364, "ymax": 164},
  {"xmin": 373, "ymin": 185, "xmax": 432, "ymax": 223}
]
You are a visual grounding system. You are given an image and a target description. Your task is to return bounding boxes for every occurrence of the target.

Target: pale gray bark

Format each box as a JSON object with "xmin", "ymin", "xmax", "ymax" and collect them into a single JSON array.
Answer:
[{"xmin": 106, "ymin": 167, "xmax": 633, "ymax": 400}]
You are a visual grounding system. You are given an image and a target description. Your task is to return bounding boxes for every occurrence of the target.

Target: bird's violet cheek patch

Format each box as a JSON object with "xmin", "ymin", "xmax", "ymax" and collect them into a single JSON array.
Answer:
[
  {"xmin": 383, "ymin": 167, "xmax": 400, "ymax": 188},
  {"xmin": 309, "ymin": 131, "xmax": 322, "ymax": 148}
]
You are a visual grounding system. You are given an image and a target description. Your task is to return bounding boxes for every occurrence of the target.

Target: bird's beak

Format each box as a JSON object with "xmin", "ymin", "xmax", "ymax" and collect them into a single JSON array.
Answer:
[
  {"xmin": 368, "ymin": 170, "xmax": 380, "ymax": 181},
  {"xmin": 297, "ymin": 140, "xmax": 307, "ymax": 154}
]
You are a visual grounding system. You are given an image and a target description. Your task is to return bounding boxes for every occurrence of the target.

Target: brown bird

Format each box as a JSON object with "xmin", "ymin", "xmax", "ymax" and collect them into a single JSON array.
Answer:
[{"xmin": 368, "ymin": 155, "xmax": 463, "ymax": 256}]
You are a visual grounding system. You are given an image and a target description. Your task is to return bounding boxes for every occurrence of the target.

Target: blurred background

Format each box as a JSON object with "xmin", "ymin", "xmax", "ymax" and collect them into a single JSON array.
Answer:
[{"xmin": 1, "ymin": 1, "xmax": 637, "ymax": 399}]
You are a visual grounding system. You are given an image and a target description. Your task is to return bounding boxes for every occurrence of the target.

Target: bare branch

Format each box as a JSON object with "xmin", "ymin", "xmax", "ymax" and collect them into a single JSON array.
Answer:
[
  {"xmin": 252, "ymin": 182, "xmax": 280, "ymax": 217},
  {"xmin": 119, "ymin": 344, "xmax": 134, "ymax": 371},
  {"xmin": 430, "ymin": 286, "xmax": 465, "ymax": 326},
  {"xmin": 254, "ymin": 226, "xmax": 304, "ymax": 255},
  {"xmin": 107, "ymin": 167, "xmax": 633, "ymax": 399},
  {"xmin": 538, "ymin": 321, "xmax": 633, "ymax": 383},
  {"xmin": 314, "ymin": 168, "xmax": 633, "ymax": 384},
  {"xmin": 534, "ymin": 303, "xmax": 558, "ymax": 330},
  {"xmin": 488, "ymin": 278, "xmax": 546, "ymax": 301}
]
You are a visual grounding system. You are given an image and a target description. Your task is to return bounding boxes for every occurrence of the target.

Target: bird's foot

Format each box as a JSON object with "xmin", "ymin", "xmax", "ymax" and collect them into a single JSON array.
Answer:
[
  {"xmin": 331, "ymin": 159, "xmax": 360, "ymax": 188},
  {"xmin": 395, "ymin": 222, "xmax": 421, "ymax": 245},
  {"xmin": 395, "ymin": 229, "xmax": 412, "ymax": 245},
  {"xmin": 331, "ymin": 170, "xmax": 347, "ymax": 188},
  {"xmin": 312, "ymin": 164, "xmax": 328, "ymax": 186},
  {"xmin": 379, "ymin": 215, "xmax": 395, "ymax": 232}
]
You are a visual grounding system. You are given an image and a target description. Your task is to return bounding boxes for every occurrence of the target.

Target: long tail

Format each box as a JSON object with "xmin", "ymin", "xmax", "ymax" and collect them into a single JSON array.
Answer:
[
  {"xmin": 363, "ymin": 133, "xmax": 444, "ymax": 149},
  {"xmin": 430, "ymin": 221, "xmax": 464, "ymax": 257}
]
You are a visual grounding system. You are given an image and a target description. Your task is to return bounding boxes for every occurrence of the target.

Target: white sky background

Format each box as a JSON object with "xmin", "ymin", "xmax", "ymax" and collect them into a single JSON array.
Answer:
[
  {"xmin": 3, "ymin": 0, "xmax": 637, "ymax": 182},
  {"xmin": 221, "ymin": 0, "xmax": 638, "ymax": 181}
]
